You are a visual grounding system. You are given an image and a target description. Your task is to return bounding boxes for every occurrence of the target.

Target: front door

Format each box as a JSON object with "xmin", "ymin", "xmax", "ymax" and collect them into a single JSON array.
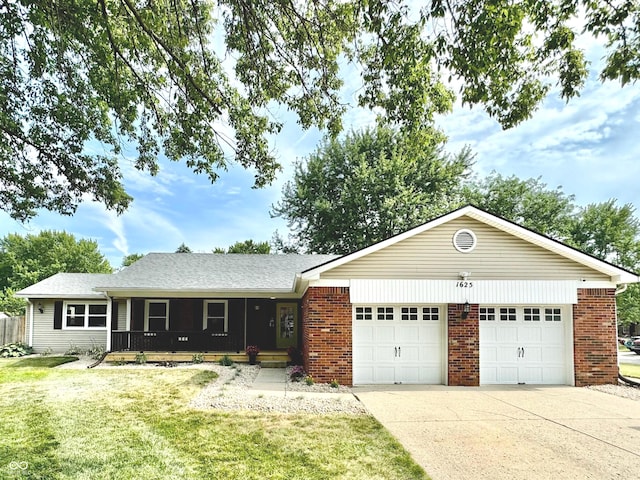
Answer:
[{"xmin": 276, "ymin": 303, "xmax": 297, "ymax": 349}]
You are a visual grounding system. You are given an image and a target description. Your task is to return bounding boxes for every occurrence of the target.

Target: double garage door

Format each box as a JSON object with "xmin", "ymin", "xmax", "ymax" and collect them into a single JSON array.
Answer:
[
  {"xmin": 353, "ymin": 304, "xmax": 569, "ymax": 385},
  {"xmin": 353, "ymin": 305, "xmax": 444, "ymax": 384}
]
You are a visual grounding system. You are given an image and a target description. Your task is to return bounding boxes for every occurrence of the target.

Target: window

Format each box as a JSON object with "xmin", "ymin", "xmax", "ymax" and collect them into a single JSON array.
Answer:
[
  {"xmin": 401, "ymin": 307, "xmax": 418, "ymax": 321},
  {"xmin": 64, "ymin": 302, "xmax": 107, "ymax": 329},
  {"xmin": 524, "ymin": 307, "xmax": 541, "ymax": 322},
  {"xmin": 500, "ymin": 307, "xmax": 516, "ymax": 321},
  {"xmin": 145, "ymin": 300, "xmax": 169, "ymax": 331},
  {"xmin": 479, "ymin": 307, "xmax": 496, "ymax": 321},
  {"xmin": 422, "ymin": 307, "xmax": 439, "ymax": 321},
  {"xmin": 203, "ymin": 300, "xmax": 228, "ymax": 332},
  {"xmin": 355, "ymin": 307, "xmax": 373, "ymax": 321},
  {"xmin": 377, "ymin": 307, "xmax": 394, "ymax": 321},
  {"xmin": 545, "ymin": 308, "xmax": 562, "ymax": 322}
]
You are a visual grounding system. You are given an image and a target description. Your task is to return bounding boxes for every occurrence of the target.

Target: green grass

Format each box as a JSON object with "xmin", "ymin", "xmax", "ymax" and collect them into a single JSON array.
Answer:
[
  {"xmin": 7, "ymin": 356, "xmax": 79, "ymax": 368},
  {"xmin": 620, "ymin": 363, "xmax": 640, "ymax": 379},
  {"xmin": 0, "ymin": 362, "xmax": 428, "ymax": 480}
]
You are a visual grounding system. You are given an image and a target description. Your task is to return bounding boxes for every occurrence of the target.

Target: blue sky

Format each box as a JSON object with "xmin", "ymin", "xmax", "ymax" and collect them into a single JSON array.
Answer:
[{"xmin": 1, "ymin": 35, "xmax": 639, "ymax": 269}]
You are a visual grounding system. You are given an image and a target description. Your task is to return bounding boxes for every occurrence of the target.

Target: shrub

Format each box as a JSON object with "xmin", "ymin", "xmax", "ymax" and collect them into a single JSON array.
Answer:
[
  {"xmin": 218, "ymin": 355, "xmax": 233, "ymax": 366},
  {"xmin": 304, "ymin": 375, "xmax": 315, "ymax": 386},
  {"xmin": 64, "ymin": 342, "xmax": 84, "ymax": 356},
  {"xmin": 40, "ymin": 347, "xmax": 53, "ymax": 357},
  {"xmin": 134, "ymin": 353, "xmax": 147, "ymax": 365},
  {"xmin": 86, "ymin": 341, "xmax": 105, "ymax": 360},
  {"xmin": 330, "ymin": 379, "xmax": 339, "ymax": 388},
  {"xmin": 0, "ymin": 342, "xmax": 33, "ymax": 358},
  {"xmin": 192, "ymin": 353, "xmax": 204, "ymax": 364}
]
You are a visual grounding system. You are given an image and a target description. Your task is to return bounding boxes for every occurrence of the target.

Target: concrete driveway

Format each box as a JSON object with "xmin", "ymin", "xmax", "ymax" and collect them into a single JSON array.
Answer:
[{"xmin": 354, "ymin": 385, "xmax": 640, "ymax": 480}]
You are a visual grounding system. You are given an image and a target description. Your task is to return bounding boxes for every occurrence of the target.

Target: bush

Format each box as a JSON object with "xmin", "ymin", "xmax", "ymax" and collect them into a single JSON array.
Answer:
[
  {"xmin": 134, "ymin": 353, "xmax": 147, "ymax": 365},
  {"xmin": 330, "ymin": 379, "xmax": 339, "ymax": 388},
  {"xmin": 218, "ymin": 355, "xmax": 233, "ymax": 366},
  {"xmin": 64, "ymin": 342, "xmax": 84, "ymax": 356},
  {"xmin": 304, "ymin": 375, "xmax": 315, "ymax": 386},
  {"xmin": 0, "ymin": 342, "xmax": 33, "ymax": 358},
  {"xmin": 192, "ymin": 353, "xmax": 204, "ymax": 364},
  {"xmin": 86, "ymin": 341, "xmax": 105, "ymax": 360}
]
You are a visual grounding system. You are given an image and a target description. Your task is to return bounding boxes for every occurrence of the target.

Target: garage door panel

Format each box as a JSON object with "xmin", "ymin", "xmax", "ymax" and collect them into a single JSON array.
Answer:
[
  {"xmin": 480, "ymin": 306, "xmax": 568, "ymax": 385},
  {"xmin": 353, "ymin": 305, "xmax": 444, "ymax": 385}
]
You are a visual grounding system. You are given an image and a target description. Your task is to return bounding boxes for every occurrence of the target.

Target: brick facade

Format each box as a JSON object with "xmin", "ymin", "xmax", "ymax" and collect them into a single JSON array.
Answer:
[
  {"xmin": 573, "ymin": 288, "xmax": 618, "ymax": 386},
  {"xmin": 301, "ymin": 287, "xmax": 353, "ymax": 385},
  {"xmin": 448, "ymin": 303, "xmax": 480, "ymax": 386}
]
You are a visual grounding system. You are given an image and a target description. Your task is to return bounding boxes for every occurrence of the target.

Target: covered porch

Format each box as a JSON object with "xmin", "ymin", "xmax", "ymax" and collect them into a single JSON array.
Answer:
[{"xmin": 108, "ymin": 296, "xmax": 300, "ymax": 354}]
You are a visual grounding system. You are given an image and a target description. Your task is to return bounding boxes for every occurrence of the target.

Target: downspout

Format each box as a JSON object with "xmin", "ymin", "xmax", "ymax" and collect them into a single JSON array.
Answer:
[
  {"xmin": 106, "ymin": 296, "xmax": 112, "ymax": 352},
  {"xmin": 615, "ymin": 284, "xmax": 628, "ymax": 296}
]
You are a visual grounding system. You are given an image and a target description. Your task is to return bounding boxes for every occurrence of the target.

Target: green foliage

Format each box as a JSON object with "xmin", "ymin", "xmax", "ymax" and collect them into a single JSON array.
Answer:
[
  {"xmin": 64, "ymin": 343, "xmax": 85, "ymax": 356},
  {"xmin": 215, "ymin": 240, "xmax": 271, "ymax": 254},
  {"xmin": 0, "ymin": 342, "xmax": 33, "ymax": 358},
  {"xmin": 2, "ymin": 1, "xmax": 637, "ymax": 221},
  {"xmin": 86, "ymin": 341, "xmax": 106, "ymax": 361},
  {"xmin": 175, "ymin": 243, "xmax": 192, "ymax": 253},
  {"xmin": 305, "ymin": 375, "xmax": 315, "ymax": 386},
  {"xmin": 122, "ymin": 253, "xmax": 144, "ymax": 267},
  {"xmin": 0, "ymin": 287, "xmax": 26, "ymax": 316},
  {"xmin": 462, "ymin": 172, "xmax": 576, "ymax": 240},
  {"xmin": 273, "ymin": 126, "xmax": 474, "ymax": 254},
  {"xmin": 0, "ymin": 231, "xmax": 112, "ymax": 293},
  {"xmin": 218, "ymin": 355, "xmax": 233, "ymax": 366},
  {"xmin": 192, "ymin": 353, "xmax": 204, "ymax": 364},
  {"xmin": 135, "ymin": 353, "xmax": 147, "ymax": 365},
  {"xmin": 330, "ymin": 378, "xmax": 340, "ymax": 388}
]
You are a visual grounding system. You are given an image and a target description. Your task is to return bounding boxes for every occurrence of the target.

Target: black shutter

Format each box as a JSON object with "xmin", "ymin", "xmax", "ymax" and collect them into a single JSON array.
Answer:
[
  {"xmin": 111, "ymin": 301, "xmax": 119, "ymax": 330},
  {"xmin": 53, "ymin": 301, "xmax": 63, "ymax": 330}
]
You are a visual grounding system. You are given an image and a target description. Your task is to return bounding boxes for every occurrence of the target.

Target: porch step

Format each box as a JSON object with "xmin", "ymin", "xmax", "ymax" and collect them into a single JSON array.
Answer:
[
  {"xmin": 104, "ymin": 350, "xmax": 290, "ymax": 365},
  {"xmin": 259, "ymin": 361, "xmax": 288, "ymax": 368}
]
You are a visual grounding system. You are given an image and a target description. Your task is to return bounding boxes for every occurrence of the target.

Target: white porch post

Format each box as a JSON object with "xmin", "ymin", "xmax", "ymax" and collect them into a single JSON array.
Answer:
[
  {"xmin": 106, "ymin": 297, "xmax": 112, "ymax": 352},
  {"xmin": 27, "ymin": 301, "xmax": 34, "ymax": 347},
  {"xmin": 125, "ymin": 298, "xmax": 131, "ymax": 331}
]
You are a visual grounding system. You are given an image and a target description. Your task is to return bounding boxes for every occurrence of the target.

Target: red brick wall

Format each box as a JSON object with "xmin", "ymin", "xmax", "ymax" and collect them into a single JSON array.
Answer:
[
  {"xmin": 573, "ymin": 288, "xmax": 618, "ymax": 386},
  {"xmin": 301, "ymin": 287, "xmax": 353, "ymax": 386},
  {"xmin": 448, "ymin": 303, "xmax": 479, "ymax": 386}
]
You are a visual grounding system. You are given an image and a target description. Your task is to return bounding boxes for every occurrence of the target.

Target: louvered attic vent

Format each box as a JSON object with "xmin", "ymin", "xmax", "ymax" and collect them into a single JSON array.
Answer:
[{"xmin": 453, "ymin": 229, "xmax": 477, "ymax": 253}]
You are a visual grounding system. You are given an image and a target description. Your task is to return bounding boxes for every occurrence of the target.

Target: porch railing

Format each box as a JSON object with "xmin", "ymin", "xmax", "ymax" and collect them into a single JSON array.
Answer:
[{"xmin": 111, "ymin": 331, "xmax": 242, "ymax": 352}]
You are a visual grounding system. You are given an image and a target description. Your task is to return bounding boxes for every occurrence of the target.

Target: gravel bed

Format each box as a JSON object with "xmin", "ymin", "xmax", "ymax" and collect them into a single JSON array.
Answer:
[
  {"xmin": 586, "ymin": 382, "xmax": 640, "ymax": 400},
  {"xmin": 190, "ymin": 364, "xmax": 368, "ymax": 415}
]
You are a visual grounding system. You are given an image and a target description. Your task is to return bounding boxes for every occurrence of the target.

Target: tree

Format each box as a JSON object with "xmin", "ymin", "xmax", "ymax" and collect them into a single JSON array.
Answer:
[
  {"xmin": 175, "ymin": 243, "xmax": 192, "ymax": 253},
  {"xmin": 122, "ymin": 253, "xmax": 144, "ymax": 267},
  {"xmin": 3, "ymin": 1, "xmax": 639, "ymax": 221},
  {"xmin": 462, "ymin": 173, "xmax": 576, "ymax": 240},
  {"xmin": 0, "ymin": 231, "xmax": 112, "ymax": 315},
  {"xmin": 272, "ymin": 126, "xmax": 474, "ymax": 254},
  {"xmin": 214, "ymin": 240, "xmax": 271, "ymax": 254}
]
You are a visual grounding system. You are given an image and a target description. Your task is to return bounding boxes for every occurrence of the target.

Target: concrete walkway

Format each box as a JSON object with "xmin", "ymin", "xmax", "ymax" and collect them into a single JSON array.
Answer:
[{"xmin": 354, "ymin": 385, "xmax": 640, "ymax": 480}]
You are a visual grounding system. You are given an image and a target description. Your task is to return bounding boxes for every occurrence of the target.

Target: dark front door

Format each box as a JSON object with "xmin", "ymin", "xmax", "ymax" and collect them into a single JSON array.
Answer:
[{"xmin": 246, "ymin": 299, "xmax": 276, "ymax": 350}]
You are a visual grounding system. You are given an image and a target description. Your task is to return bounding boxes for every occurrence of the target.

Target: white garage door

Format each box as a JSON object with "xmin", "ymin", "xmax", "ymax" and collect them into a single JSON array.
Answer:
[
  {"xmin": 353, "ymin": 305, "xmax": 443, "ymax": 385},
  {"xmin": 480, "ymin": 306, "xmax": 568, "ymax": 385}
]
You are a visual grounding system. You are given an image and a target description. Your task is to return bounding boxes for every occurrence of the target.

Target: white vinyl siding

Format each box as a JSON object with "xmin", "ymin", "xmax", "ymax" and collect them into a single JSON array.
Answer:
[
  {"xmin": 31, "ymin": 300, "xmax": 107, "ymax": 353},
  {"xmin": 323, "ymin": 217, "xmax": 609, "ymax": 281}
]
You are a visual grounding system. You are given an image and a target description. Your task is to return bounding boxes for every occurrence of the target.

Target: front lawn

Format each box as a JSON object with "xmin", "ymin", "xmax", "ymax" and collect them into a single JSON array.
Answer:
[{"xmin": 0, "ymin": 359, "xmax": 427, "ymax": 479}]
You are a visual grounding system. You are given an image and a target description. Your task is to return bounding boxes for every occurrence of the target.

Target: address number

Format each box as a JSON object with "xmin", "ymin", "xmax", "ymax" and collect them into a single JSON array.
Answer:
[{"xmin": 456, "ymin": 281, "xmax": 473, "ymax": 288}]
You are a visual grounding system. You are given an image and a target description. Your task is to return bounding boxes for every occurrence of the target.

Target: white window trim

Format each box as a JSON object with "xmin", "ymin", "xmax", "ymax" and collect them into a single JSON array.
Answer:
[
  {"xmin": 203, "ymin": 300, "xmax": 228, "ymax": 332},
  {"xmin": 144, "ymin": 300, "xmax": 170, "ymax": 331},
  {"xmin": 62, "ymin": 301, "xmax": 108, "ymax": 330}
]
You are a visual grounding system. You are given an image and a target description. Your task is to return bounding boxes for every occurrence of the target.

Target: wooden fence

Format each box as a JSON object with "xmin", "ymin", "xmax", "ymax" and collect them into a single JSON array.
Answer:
[{"xmin": 0, "ymin": 316, "xmax": 26, "ymax": 345}]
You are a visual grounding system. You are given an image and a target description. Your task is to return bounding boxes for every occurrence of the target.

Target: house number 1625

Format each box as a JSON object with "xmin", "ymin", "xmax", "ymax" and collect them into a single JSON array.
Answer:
[{"xmin": 456, "ymin": 281, "xmax": 473, "ymax": 287}]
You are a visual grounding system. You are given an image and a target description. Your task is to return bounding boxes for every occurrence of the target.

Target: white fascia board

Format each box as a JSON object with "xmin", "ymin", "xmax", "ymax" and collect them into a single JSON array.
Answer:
[
  {"xmin": 93, "ymin": 288, "xmax": 300, "ymax": 299},
  {"xmin": 15, "ymin": 293, "xmax": 108, "ymax": 300}
]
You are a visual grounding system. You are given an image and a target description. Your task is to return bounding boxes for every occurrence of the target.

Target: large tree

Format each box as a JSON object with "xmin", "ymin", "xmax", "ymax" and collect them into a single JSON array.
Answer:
[
  {"xmin": 213, "ymin": 240, "xmax": 271, "ymax": 254},
  {"xmin": 463, "ymin": 173, "xmax": 576, "ymax": 240},
  {"xmin": 272, "ymin": 126, "xmax": 474, "ymax": 254},
  {"xmin": 2, "ymin": 1, "xmax": 639, "ymax": 220},
  {"xmin": 0, "ymin": 231, "xmax": 112, "ymax": 314}
]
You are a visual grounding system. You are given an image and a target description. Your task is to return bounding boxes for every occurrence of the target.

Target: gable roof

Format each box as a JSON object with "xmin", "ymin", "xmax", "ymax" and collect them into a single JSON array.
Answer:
[
  {"xmin": 94, "ymin": 253, "xmax": 338, "ymax": 293},
  {"xmin": 300, "ymin": 205, "xmax": 640, "ymax": 284},
  {"xmin": 16, "ymin": 273, "xmax": 113, "ymax": 299}
]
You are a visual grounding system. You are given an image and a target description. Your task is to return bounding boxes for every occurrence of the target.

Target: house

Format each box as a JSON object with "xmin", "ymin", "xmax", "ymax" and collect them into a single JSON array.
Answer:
[{"xmin": 17, "ymin": 206, "xmax": 639, "ymax": 386}]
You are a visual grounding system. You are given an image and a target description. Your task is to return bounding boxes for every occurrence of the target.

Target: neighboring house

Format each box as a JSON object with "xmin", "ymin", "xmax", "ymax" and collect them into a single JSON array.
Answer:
[{"xmin": 17, "ymin": 206, "xmax": 639, "ymax": 387}]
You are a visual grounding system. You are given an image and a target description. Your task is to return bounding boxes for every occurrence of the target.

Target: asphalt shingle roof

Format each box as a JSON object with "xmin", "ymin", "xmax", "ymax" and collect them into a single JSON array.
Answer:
[
  {"xmin": 96, "ymin": 253, "xmax": 339, "ymax": 291},
  {"xmin": 16, "ymin": 273, "xmax": 114, "ymax": 298}
]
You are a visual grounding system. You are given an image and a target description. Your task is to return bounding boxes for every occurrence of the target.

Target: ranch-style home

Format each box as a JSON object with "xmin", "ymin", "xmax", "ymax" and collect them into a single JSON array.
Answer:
[{"xmin": 16, "ymin": 206, "xmax": 639, "ymax": 386}]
